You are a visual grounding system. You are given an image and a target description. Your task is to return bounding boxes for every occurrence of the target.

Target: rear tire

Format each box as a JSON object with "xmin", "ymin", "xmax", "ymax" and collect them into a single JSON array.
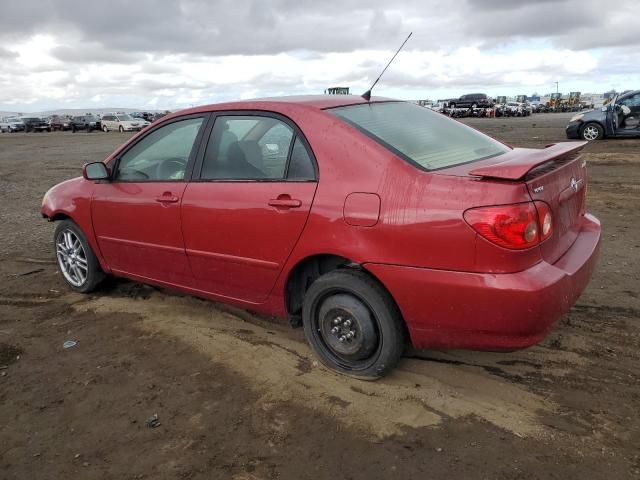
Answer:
[
  {"xmin": 102, "ymin": 125, "xmax": 108, "ymax": 132},
  {"xmin": 581, "ymin": 122, "xmax": 603, "ymax": 141},
  {"xmin": 302, "ymin": 269, "xmax": 405, "ymax": 379},
  {"xmin": 119, "ymin": 126, "xmax": 124, "ymax": 133},
  {"xmin": 54, "ymin": 220, "xmax": 105, "ymax": 293}
]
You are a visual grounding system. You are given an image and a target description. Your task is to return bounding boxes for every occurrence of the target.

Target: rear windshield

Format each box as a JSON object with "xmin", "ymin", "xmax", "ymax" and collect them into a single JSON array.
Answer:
[{"xmin": 329, "ymin": 102, "xmax": 508, "ymax": 171}]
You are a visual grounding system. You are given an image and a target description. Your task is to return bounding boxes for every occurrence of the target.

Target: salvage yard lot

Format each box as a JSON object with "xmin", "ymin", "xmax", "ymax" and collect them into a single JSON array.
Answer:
[{"xmin": 1, "ymin": 112, "xmax": 639, "ymax": 479}]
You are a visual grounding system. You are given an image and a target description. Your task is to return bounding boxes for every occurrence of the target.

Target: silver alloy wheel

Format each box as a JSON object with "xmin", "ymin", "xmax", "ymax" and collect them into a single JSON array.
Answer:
[
  {"xmin": 56, "ymin": 229, "xmax": 88, "ymax": 287},
  {"xmin": 582, "ymin": 125, "xmax": 600, "ymax": 141}
]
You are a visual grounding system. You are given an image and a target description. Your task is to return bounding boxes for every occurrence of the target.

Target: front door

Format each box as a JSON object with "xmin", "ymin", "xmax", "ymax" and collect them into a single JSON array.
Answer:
[
  {"xmin": 181, "ymin": 113, "xmax": 318, "ymax": 303},
  {"xmin": 617, "ymin": 92, "xmax": 640, "ymax": 135},
  {"xmin": 92, "ymin": 115, "xmax": 207, "ymax": 285}
]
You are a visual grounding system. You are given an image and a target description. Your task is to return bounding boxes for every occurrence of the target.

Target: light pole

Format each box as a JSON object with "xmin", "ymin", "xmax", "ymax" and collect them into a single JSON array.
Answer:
[{"xmin": 554, "ymin": 81, "xmax": 559, "ymax": 94}]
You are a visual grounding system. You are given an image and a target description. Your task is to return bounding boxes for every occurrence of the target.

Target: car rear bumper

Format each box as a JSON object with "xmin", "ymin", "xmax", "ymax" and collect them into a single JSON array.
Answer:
[
  {"xmin": 565, "ymin": 121, "xmax": 581, "ymax": 139},
  {"xmin": 365, "ymin": 213, "xmax": 601, "ymax": 350}
]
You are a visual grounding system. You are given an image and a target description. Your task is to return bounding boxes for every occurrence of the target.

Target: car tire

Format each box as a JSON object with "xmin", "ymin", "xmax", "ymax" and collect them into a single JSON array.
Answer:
[
  {"xmin": 103, "ymin": 125, "xmax": 108, "ymax": 132},
  {"xmin": 119, "ymin": 126, "xmax": 124, "ymax": 133},
  {"xmin": 302, "ymin": 269, "xmax": 405, "ymax": 379},
  {"xmin": 54, "ymin": 220, "xmax": 105, "ymax": 294},
  {"xmin": 581, "ymin": 122, "xmax": 604, "ymax": 141}
]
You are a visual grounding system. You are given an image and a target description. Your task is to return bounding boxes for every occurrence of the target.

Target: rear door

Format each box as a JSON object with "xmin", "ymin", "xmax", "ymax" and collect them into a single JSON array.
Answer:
[
  {"xmin": 92, "ymin": 115, "xmax": 207, "ymax": 285},
  {"xmin": 181, "ymin": 112, "xmax": 318, "ymax": 303}
]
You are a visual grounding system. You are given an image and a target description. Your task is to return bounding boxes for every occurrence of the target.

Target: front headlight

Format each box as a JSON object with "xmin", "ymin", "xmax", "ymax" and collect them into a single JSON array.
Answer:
[{"xmin": 570, "ymin": 113, "xmax": 584, "ymax": 122}]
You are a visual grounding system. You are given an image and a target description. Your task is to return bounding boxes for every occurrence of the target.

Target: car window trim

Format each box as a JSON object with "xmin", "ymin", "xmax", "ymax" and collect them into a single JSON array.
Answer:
[
  {"xmin": 110, "ymin": 113, "xmax": 210, "ymax": 184},
  {"xmin": 191, "ymin": 110, "xmax": 318, "ymax": 183}
]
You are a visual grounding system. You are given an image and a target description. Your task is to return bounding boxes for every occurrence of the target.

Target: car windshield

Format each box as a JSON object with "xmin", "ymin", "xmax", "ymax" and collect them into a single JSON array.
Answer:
[
  {"xmin": 329, "ymin": 102, "xmax": 508, "ymax": 171},
  {"xmin": 116, "ymin": 114, "xmax": 133, "ymax": 121}
]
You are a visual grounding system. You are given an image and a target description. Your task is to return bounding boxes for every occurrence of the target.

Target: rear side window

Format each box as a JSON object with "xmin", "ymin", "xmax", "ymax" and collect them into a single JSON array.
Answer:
[
  {"xmin": 200, "ymin": 115, "xmax": 316, "ymax": 181},
  {"xmin": 330, "ymin": 102, "xmax": 508, "ymax": 171}
]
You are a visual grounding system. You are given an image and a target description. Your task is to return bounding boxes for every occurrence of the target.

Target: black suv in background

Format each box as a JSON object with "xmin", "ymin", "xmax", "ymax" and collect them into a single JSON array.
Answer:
[
  {"xmin": 22, "ymin": 117, "xmax": 50, "ymax": 132},
  {"xmin": 448, "ymin": 93, "xmax": 494, "ymax": 109},
  {"xmin": 70, "ymin": 115, "xmax": 101, "ymax": 132}
]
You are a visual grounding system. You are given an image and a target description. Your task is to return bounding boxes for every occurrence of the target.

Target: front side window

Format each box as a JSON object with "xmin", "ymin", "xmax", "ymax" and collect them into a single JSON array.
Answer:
[
  {"xmin": 201, "ymin": 115, "xmax": 297, "ymax": 180},
  {"xmin": 620, "ymin": 94, "xmax": 640, "ymax": 107},
  {"xmin": 329, "ymin": 102, "xmax": 508, "ymax": 171},
  {"xmin": 115, "ymin": 117, "xmax": 203, "ymax": 181}
]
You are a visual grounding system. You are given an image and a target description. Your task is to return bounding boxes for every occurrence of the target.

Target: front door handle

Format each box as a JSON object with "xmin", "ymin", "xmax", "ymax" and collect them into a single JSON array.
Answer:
[
  {"xmin": 155, "ymin": 193, "xmax": 179, "ymax": 203},
  {"xmin": 268, "ymin": 195, "xmax": 302, "ymax": 209}
]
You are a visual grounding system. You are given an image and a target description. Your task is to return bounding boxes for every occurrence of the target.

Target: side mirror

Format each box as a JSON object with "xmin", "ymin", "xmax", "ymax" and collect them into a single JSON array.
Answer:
[{"xmin": 83, "ymin": 162, "xmax": 110, "ymax": 181}]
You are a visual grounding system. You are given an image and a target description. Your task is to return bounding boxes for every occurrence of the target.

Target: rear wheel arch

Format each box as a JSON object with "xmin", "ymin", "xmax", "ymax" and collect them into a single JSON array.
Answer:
[
  {"xmin": 284, "ymin": 254, "xmax": 406, "ymax": 332},
  {"xmin": 285, "ymin": 254, "xmax": 353, "ymax": 323}
]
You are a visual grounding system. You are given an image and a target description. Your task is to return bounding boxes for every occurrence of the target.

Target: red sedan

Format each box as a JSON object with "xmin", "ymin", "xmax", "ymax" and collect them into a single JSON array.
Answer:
[{"xmin": 41, "ymin": 96, "xmax": 600, "ymax": 378}]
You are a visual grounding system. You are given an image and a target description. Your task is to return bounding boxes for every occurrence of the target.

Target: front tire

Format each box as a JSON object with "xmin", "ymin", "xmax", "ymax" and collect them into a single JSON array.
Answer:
[
  {"xmin": 119, "ymin": 126, "xmax": 124, "ymax": 133},
  {"xmin": 302, "ymin": 269, "xmax": 405, "ymax": 379},
  {"xmin": 102, "ymin": 125, "xmax": 108, "ymax": 132},
  {"xmin": 54, "ymin": 220, "xmax": 105, "ymax": 293},
  {"xmin": 581, "ymin": 122, "xmax": 604, "ymax": 141}
]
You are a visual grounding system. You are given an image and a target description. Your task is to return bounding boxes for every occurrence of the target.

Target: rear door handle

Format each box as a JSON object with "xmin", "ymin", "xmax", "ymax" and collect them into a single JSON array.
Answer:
[
  {"xmin": 268, "ymin": 196, "xmax": 302, "ymax": 209},
  {"xmin": 155, "ymin": 193, "xmax": 180, "ymax": 203}
]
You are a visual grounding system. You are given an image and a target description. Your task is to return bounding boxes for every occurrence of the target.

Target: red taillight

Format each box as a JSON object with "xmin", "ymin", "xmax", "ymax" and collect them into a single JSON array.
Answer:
[{"xmin": 464, "ymin": 201, "xmax": 553, "ymax": 250}]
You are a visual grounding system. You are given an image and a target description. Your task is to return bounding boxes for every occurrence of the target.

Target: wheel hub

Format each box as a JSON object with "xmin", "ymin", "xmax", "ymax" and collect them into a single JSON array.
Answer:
[
  {"xmin": 329, "ymin": 315, "xmax": 357, "ymax": 344},
  {"xmin": 317, "ymin": 297, "xmax": 378, "ymax": 361},
  {"xmin": 56, "ymin": 229, "xmax": 88, "ymax": 287}
]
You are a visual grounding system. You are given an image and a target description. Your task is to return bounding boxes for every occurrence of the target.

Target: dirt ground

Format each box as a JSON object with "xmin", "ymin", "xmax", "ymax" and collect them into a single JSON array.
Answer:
[{"xmin": 1, "ymin": 113, "xmax": 639, "ymax": 479}]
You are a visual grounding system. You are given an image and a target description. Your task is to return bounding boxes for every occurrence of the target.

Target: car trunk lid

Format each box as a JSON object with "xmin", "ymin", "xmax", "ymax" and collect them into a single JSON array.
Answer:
[{"xmin": 468, "ymin": 142, "xmax": 588, "ymax": 264}]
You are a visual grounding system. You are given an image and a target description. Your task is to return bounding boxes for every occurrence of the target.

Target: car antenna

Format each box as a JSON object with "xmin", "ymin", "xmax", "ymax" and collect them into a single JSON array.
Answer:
[{"xmin": 361, "ymin": 32, "xmax": 413, "ymax": 101}]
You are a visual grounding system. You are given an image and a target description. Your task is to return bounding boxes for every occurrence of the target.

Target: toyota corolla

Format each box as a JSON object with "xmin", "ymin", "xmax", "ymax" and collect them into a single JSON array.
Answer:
[{"xmin": 41, "ymin": 96, "xmax": 601, "ymax": 379}]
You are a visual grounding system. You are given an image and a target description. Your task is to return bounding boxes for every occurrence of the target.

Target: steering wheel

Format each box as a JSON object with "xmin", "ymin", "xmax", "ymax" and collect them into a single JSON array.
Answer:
[{"xmin": 156, "ymin": 157, "xmax": 187, "ymax": 180}]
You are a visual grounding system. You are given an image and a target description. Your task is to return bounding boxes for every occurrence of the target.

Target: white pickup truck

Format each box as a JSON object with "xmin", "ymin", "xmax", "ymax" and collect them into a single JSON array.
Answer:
[{"xmin": 0, "ymin": 117, "xmax": 25, "ymax": 133}]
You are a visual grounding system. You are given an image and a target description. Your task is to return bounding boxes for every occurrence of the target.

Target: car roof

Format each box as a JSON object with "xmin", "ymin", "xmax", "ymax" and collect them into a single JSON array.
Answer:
[
  {"xmin": 173, "ymin": 95, "xmax": 397, "ymax": 116},
  {"xmin": 619, "ymin": 90, "xmax": 640, "ymax": 99}
]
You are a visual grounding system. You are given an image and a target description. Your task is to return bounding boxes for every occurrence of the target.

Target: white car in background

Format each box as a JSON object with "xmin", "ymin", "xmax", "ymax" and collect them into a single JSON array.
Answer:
[
  {"xmin": 100, "ymin": 113, "xmax": 143, "ymax": 132},
  {"xmin": 0, "ymin": 117, "xmax": 25, "ymax": 132}
]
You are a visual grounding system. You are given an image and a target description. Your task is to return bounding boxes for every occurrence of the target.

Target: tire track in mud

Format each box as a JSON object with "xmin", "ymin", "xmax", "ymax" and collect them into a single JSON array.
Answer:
[{"xmin": 71, "ymin": 291, "xmax": 556, "ymax": 439}]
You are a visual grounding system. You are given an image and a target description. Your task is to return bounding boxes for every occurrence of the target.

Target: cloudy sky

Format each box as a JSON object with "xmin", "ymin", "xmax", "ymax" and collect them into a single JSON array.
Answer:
[{"xmin": 1, "ymin": 0, "xmax": 638, "ymax": 112}]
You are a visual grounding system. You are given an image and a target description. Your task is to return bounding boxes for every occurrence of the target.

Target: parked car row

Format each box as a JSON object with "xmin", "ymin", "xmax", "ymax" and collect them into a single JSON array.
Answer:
[{"xmin": 1, "ymin": 111, "xmax": 170, "ymax": 134}]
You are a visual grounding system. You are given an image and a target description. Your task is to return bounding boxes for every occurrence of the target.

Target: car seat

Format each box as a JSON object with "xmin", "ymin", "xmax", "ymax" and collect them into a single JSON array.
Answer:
[
  {"xmin": 218, "ymin": 142, "xmax": 265, "ymax": 179},
  {"xmin": 237, "ymin": 140, "xmax": 264, "ymax": 171}
]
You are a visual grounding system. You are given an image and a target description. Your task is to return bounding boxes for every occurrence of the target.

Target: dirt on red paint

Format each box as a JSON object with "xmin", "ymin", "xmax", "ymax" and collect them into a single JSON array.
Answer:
[{"xmin": 0, "ymin": 114, "xmax": 639, "ymax": 479}]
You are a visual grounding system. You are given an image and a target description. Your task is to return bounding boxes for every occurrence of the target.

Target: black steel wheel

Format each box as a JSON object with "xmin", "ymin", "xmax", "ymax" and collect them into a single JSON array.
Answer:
[{"xmin": 302, "ymin": 269, "xmax": 405, "ymax": 379}]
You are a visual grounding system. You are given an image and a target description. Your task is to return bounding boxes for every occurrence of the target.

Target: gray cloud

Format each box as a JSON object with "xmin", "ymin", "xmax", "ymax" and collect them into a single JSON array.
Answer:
[
  {"xmin": 0, "ymin": 0, "xmax": 638, "ymax": 111},
  {"xmin": 51, "ymin": 45, "xmax": 145, "ymax": 64},
  {"xmin": 0, "ymin": 48, "xmax": 18, "ymax": 59},
  {"xmin": 0, "ymin": 0, "xmax": 637, "ymax": 57}
]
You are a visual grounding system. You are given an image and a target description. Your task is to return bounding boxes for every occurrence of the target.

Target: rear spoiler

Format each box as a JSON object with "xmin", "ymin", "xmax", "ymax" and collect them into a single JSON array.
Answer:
[{"xmin": 468, "ymin": 141, "xmax": 587, "ymax": 180}]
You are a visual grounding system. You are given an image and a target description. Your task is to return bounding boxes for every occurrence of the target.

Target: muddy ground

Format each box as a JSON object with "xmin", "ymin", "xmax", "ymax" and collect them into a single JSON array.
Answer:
[{"xmin": 1, "ymin": 113, "xmax": 638, "ymax": 479}]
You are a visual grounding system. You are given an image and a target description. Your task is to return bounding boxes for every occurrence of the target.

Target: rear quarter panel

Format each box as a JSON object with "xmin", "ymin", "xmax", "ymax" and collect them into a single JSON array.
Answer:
[{"xmin": 262, "ymin": 106, "xmax": 542, "ymax": 314}]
